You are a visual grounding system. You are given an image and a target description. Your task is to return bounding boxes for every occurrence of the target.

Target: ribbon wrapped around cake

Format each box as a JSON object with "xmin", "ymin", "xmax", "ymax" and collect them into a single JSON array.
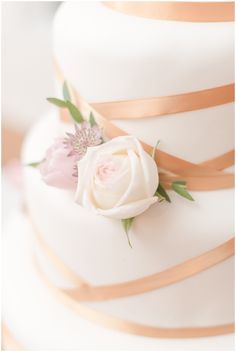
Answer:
[{"xmin": 24, "ymin": 0, "xmax": 235, "ymax": 342}]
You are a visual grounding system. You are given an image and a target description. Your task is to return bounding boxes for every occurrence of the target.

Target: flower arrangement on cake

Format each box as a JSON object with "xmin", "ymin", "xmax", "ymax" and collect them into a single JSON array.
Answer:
[{"xmin": 29, "ymin": 82, "xmax": 193, "ymax": 246}]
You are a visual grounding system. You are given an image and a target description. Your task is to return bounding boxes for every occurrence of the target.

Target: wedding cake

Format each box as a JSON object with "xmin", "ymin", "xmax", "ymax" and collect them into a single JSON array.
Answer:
[{"xmin": 3, "ymin": 1, "xmax": 235, "ymax": 350}]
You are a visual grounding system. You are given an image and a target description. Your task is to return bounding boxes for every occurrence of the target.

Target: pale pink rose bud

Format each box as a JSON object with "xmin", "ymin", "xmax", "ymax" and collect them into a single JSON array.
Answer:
[{"xmin": 39, "ymin": 138, "xmax": 77, "ymax": 189}]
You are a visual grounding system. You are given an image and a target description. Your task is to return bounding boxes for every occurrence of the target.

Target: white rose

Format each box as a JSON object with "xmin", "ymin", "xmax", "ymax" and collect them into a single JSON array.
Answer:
[{"xmin": 75, "ymin": 136, "xmax": 159, "ymax": 219}]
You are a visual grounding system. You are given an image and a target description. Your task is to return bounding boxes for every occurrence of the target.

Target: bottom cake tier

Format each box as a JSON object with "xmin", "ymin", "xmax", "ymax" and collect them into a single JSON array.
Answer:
[{"xmin": 2, "ymin": 210, "xmax": 234, "ymax": 351}]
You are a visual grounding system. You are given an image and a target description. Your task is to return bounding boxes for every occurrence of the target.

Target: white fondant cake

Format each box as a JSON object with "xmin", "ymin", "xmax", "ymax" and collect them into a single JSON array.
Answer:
[
  {"xmin": 2, "ymin": 210, "xmax": 234, "ymax": 350},
  {"xmin": 3, "ymin": 1, "xmax": 234, "ymax": 350}
]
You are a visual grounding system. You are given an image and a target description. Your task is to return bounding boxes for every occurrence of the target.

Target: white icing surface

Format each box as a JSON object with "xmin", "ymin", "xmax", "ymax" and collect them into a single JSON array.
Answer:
[
  {"xmin": 2, "ymin": 211, "xmax": 234, "ymax": 350},
  {"xmin": 54, "ymin": 2, "xmax": 234, "ymax": 97},
  {"xmin": 53, "ymin": 2, "xmax": 234, "ymax": 162}
]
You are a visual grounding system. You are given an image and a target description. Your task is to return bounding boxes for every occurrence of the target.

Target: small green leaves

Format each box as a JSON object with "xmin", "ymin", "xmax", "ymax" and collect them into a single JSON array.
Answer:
[
  {"xmin": 47, "ymin": 98, "xmax": 67, "ymax": 107},
  {"xmin": 26, "ymin": 161, "xmax": 42, "ymax": 168},
  {"xmin": 155, "ymin": 181, "xmax": 193, "ymax": 203},
  {"xmin": 121, "ymin": 218, "xmax": 134, "ymax": 248},
  {"xmin": 63, "ymin": 81, "xmax": 71, "ymax": 102},
  {"xmin": 171, "ymin": 181, "xmax": 194, "ymax": 201},
  {"xmin": 172, "ymin": 180, "xmax": 186, "ymax": 186},
  {"xmin": 122, "ymin": 217, "xmax": 134, "ymax": 234},
  {"xmin": 66, "ymin": 101, "xmax": 84, "ymax": 123},
  {"xmin": 47, "ymin": 82, "xmax": 85, "ymax": 124},
  {"xmin": 155, "ymin": 183, "xmax": 171, "ymax": 203},
  {"xmin": 151, "ymin": 140, "xmax": 160, "ymax": 159},
  {"xmin": 89, "ymin": 112, "xmax": 97, "ymax": 126},
  {"xmin": 47, "ymin": 97, "xmax": 84, "ymax": 124}
]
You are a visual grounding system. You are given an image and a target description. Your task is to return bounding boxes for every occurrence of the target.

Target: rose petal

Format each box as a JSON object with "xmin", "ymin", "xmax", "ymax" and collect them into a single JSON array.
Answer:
[{"xmin": 95, "ymin": 196, "xmax": 158, "ymax": 219}]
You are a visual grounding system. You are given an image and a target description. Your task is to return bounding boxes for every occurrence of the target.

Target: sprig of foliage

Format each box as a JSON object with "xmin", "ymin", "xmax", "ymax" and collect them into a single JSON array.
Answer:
[
  {"xmin": 46, "ymin": 98, "xmax": 67, "ymax": 107},
  {"xmin": 47, "ymin": 82, "xmax": 85, "ymax": 124},
  {"xmin": 171, "ymin": 181, "xmax": 194, "ymax": 201},
  {"xmin": 155, "ymin": 183, "xmax": 171, "ymax": 203},
  {"xmin": 26, "ymin": 160, "xmax": 43, "ymax": 168},
  {"xmin": 155, "ymin": 181, "xmax": 194, "ymax": 203},
  {"xmin": 151, "ymin": 139, "xmax": 193, "ymax": 203},
  {"xmin": 63, "ymin": 81, "xmax": 71, "ymax": 102},
  {"xmin": 66, "ymin": 101, "xmax": 84, "ymax": 123},
  {"xmin": 89, "ymin": 112, "xmax": 97, "ymax": 126},
  {"xmin": 121, "ymin": 218, "xmax": 134, "ymax": 248},
  {"xmin": 151, "ymin": 140, "xmax": 171, "ymax": 203}
]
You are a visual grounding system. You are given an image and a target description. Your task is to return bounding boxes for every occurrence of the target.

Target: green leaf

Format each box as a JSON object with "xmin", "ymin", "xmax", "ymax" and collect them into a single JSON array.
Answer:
[
  {"xmin": 47, "ymin": 96, "xmax": 84, "ymax": 124},
  {"xmin": 121, "ymin": 218, "xmax": 134, "ymax": 248},
  {"xmin": 46, "ymin": 97, "xmax": 67, "ymax": 107},
  {"xmin": 63, "ymin": 81, "xmax": 71, "ymax": 102},
  {"xmin": 172, "ymin": 180, "xmax": 186, "ymax": 186},
  {"xmin": 171, "ymin": 181, "xmax": 194, "ymax": 201},
  {"xmin": 155, "ymin": 183, "xmax": 171, "ymax": 203},
  {"xmin": 66, "ymin": 101, "xmax": 84, "ymax": 123},
  {"xmin": 89, "ymin": 112, "xmax": 97, "ymax": 126},
  {"xmin": 26, "ymin": 161, "xmax": 42, "ymax": 168},
  {"xmin": 151, "ymin": 140, "xmax": 161, "ymax": 159}
]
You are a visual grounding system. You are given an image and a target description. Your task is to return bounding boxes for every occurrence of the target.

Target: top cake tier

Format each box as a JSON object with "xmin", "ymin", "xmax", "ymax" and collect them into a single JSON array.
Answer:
[
  {"xmin": 52, "ymin": 2, "xmax": 234, "ymax": 162},
  {"xmin": 53, "ymin": 1, "xmax": 234, "ymax": 100}
]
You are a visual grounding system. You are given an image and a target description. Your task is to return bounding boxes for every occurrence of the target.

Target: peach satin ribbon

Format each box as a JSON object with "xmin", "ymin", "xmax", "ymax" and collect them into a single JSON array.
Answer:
[
  {"xmin": 55, "ymin": 61, "xmax": 234, "ymax": 191},
  {"xmin": 30, "ymin": 214, "xmax": 235, "ymax": 338},
  {"xmin": 37, "ymin": 266, "xmax": 236, "ymax": 339},
  {"xmin": 59, "ymin": 92, "xmax": 235, "ymax": 191},
  {"xmin": 31, "ymin": 214, "xmax": 234, "ymax": 301},
  {"xmin": 90, "ymin": 84, "xmax": 235, "ymax": 120},
  {"xmin": 103, "ymin": 2, "xmax": 235, "ymax": 22}
]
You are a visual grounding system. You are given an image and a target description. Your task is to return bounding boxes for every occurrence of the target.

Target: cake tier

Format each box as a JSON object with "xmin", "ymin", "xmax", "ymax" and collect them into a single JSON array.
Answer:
[
  {"xmin": 22, "ymin": 112, "xmax": 234, "ymax": 329},
  {"xmin": 53, "ymin": 1, "xmax": 234, "ymax": 162},
  {"xmin": 2, "ymin": 210, "xmax": 234, "ymax": 350}
]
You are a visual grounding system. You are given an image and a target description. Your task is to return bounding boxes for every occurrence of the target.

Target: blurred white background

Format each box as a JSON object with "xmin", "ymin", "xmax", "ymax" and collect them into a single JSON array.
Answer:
[
  {"xmin": 2, "ymin": 1, "xmax": 60, "ymax": 132},
  {"xmin": 2, "ymin": 2, "xmax": 60, "ymax": 227}
]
